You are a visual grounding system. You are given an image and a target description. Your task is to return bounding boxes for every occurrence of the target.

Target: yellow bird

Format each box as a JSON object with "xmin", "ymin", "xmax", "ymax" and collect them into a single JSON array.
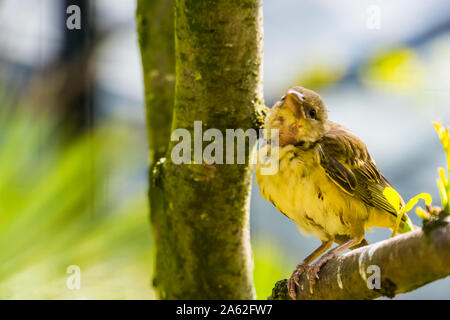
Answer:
[{"xmin": 254, "ymin": 86, "xmax": 414, "ymax": 299}]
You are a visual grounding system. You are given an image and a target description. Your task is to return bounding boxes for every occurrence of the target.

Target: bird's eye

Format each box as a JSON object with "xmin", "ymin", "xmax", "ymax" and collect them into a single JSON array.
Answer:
[
  {"xmin": 280, "ymin": 95, "xmax": 286, "ymax": 102},
  {"xmin": 309, "ymin": 109, "xmax": 317, "ymax": 119}
]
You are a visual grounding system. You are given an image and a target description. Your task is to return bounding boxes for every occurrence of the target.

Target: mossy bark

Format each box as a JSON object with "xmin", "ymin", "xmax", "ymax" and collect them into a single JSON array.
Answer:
[
  {"xmin": 137, "ymin": 0, "xmax": 175, "ymax": 161},
  {"xmin": 137, "ymin": 0, "xmax": 263, "ymax": 299}
]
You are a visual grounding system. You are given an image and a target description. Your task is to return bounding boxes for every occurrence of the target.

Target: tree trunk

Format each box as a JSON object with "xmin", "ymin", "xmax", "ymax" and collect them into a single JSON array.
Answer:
[{"xmin": 137, "ymin": 0, "xmax": 264, "ymax": 299}]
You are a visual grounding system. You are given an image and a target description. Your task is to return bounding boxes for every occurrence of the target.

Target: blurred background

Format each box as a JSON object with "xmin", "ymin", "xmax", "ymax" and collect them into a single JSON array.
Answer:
[{"xmin": 0, "ymin": 0, "xmax": 449, "ymax": 299}]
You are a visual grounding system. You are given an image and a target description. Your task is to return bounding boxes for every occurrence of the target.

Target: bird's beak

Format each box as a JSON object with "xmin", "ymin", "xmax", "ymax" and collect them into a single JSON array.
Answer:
[
  {"xmin": 285, "ymin": 91, "xmax": 306, "ymax": 119},
  {"xmin": 287, "ymin": 90, "xmax": 305, "ymax": 102}
]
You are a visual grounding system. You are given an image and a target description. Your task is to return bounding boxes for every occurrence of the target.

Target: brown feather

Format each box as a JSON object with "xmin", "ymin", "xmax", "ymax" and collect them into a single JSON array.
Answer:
[{"xmin": 318, "ymin": 121, "xmax": 406, "ymax": 220}]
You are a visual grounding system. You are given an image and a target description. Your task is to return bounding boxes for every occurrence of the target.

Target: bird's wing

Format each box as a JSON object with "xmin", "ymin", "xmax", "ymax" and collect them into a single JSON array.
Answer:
[{"xmin": 317, "ymin": 122, "xmax": 403, "ymax": 218}]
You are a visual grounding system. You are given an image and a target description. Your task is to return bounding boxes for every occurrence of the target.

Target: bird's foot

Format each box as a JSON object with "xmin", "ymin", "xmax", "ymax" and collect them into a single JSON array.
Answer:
[
  {"xmin": 287, "ymin": 262, "xmax": 308, "ymax": 300},
  {"xmin": 306, "ymin": 251, "xmax": 337, "ymax": 294}
]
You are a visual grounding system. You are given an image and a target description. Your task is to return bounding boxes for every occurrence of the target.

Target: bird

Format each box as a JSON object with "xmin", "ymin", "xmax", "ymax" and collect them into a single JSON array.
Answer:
[{"xmin": 254, "ymin": 86, "xmax": 414, "ymax": 300}]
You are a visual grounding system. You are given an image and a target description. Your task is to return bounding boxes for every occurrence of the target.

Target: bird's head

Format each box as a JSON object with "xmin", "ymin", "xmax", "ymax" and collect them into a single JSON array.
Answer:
[{"xmin": 265, "ymin": 86, "xmax": 328, "ymax": 148}]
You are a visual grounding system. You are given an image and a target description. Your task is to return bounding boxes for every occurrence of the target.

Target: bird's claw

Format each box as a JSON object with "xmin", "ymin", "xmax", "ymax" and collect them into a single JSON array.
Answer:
[
  {"xmin": 288, "ymin": 257, "xmax": 333, "ymax": 298},
  {"xmin": 306, "ymin": 264, "xmax": 321, "ymax": 294},
  {"xmin": 287, "ymin": 262, "xmax": 308, "ymax": 300}
]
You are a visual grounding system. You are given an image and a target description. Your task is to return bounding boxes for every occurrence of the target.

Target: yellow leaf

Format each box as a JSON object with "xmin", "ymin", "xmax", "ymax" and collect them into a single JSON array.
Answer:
[
  {"xmin": 402, "ymin": 193, "xmax": 432, "ymax": 213},
  {"xmin": 363, "ymin": 48, "xmax": 423, "ymax": 91},
  {"xmin": 391, "ymin": 192, "xmax": 432, "ymax": 237},
  {"xmin": 392, "ymin": 212, "xmax": 404, "ymax": 237},
  {"xmin": 434, "ymin": 121, "xmax": 450, "ymax": 149},
  {"xmin": 439, "ymin": 167, "xmax": 448, "ymax": 186},
  {"xmin": 383, "ymin": 187, "xmax": 401, "ymax": 212},
  {"xmin": 416, "ymin": 207, "xmax": 430, "ymax": 220},
  {"xmin": 437, "ymin": 177, "xmax": 448, "ymax": 208}
]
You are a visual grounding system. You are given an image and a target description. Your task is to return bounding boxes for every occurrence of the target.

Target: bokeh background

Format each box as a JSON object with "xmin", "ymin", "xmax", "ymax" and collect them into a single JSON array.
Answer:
[{"xmin": 1, "ymin": 0, "xmax": 449, "ymax": 299}]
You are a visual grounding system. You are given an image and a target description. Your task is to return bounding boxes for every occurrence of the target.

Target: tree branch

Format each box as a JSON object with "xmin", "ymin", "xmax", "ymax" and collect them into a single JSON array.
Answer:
[{"xmin": 271, "ymin": 218, "xmax": 450, "ymax": 300}]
